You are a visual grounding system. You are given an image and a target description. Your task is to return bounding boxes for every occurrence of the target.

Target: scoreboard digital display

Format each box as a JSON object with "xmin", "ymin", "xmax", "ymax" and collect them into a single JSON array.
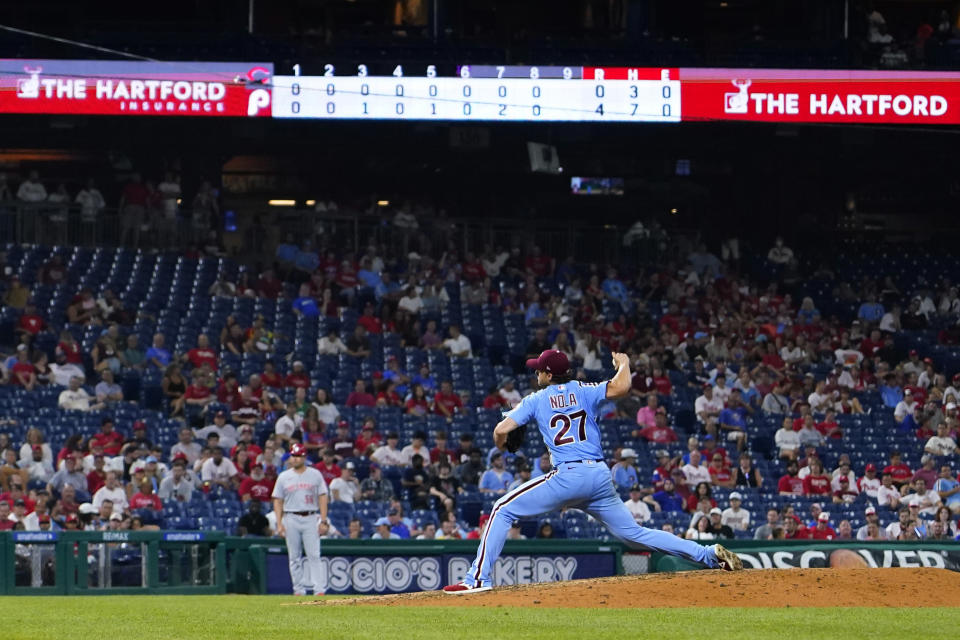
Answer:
[
  {"xmin": 1, "ymin": 60, "xmax": 959, "ymax": 125},
  {"xmin": 270, "ymin": 64, "xmax": 960, "ymax": 125},
  {"xmin": 272, "ymin": 65, "xmax": 680, "ymax": 122}
]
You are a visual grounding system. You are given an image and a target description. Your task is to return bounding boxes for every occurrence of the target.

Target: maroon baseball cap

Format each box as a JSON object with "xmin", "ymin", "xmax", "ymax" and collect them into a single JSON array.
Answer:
[
  {"xmin": 289, "ymin": 443, "xmax": 307, "ymax": 457},
  {"xmin": 526, "ymin": 350, "xmax": 569, "ymax": 376}
]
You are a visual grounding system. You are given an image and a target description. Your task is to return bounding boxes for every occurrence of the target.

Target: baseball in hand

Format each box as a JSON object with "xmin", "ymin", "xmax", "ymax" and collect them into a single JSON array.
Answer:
[{"xmin": 612, "ymin": 352, "xmax": 629, "ymax": 369}]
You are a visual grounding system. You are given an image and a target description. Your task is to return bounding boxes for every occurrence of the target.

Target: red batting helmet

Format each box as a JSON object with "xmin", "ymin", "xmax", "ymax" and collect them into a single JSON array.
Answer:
[{"xmin": 289, "ymin": 443, "xmax": 307, "ymax": 457}]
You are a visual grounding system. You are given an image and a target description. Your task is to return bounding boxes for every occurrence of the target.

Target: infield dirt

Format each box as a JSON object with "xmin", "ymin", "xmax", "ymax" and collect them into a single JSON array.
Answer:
[{"xmin": 301, "ymin": 568, "xmax": 960, "ymax": 608}]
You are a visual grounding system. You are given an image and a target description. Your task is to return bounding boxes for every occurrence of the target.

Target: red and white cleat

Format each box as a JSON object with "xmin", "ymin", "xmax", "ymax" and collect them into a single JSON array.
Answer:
[{"xmin": 442, "ymin": 582, "xmax": 492, "ymax": 594}]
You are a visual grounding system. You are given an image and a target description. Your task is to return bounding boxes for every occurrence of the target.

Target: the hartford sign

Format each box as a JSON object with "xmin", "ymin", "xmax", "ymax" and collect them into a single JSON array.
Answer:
[
  {"xmin": 0, "ymin": 59, "xmax": 273, "ymax": 117},
  {"xmin": 680, "ymin": 67, "xmax": 960, "ymax": 124}
]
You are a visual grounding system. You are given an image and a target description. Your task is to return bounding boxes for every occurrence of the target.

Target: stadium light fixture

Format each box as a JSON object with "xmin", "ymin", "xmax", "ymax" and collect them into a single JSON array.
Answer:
[
  {"xmin": 268, "ymin": 199, "xmax": 297, "ymax": 206},
  {"xmin": 377, "ymin": 200, "xmax": 390, "ymax": 207},
  {"xmin": 305, "ymin": 199, "xmax": 316, "ymax": 206}
]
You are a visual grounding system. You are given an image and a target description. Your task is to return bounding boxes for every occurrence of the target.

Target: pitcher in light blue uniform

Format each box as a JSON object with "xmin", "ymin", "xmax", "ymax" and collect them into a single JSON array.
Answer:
[{"xmin": 443, "ymin": 350, "xmax": 742, "ymax": 593}]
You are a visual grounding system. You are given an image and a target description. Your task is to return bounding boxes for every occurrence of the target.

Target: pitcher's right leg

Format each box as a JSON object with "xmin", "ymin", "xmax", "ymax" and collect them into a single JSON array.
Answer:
[{"xmin": 584, "ymin": 491, "xmax": 726, "ymax": 568}]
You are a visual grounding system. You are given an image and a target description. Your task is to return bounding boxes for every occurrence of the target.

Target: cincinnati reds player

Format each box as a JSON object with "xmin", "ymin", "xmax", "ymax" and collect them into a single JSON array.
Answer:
[
  {"xmin": 443, "ymin": 350, "xmax": 742, "ymax": 593},
  {"xmin": 272, "ymin": 442, "xmax": 330, "ymax": 596}
]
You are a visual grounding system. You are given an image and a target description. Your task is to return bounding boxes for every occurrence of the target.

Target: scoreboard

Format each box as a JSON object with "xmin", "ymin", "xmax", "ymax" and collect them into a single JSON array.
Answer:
[
  {"xmin": 271, "ymin": 65, "xmax": 680, "ymax": 122},
  {"xmin": 2, "ymin": 60, "xmax": 960, "ymax": 125}
]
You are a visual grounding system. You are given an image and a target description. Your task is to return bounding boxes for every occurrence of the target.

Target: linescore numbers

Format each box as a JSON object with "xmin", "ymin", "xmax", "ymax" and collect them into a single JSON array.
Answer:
[{"xmin": 271, "ymin": 64, "xmax": 681, "ymax": 122}]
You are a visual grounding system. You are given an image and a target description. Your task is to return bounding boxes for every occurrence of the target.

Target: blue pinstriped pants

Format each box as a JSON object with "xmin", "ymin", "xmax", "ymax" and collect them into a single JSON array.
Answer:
[{"xmin": 463, "ymin": 460, "xmax": 720, "ymax": 587}]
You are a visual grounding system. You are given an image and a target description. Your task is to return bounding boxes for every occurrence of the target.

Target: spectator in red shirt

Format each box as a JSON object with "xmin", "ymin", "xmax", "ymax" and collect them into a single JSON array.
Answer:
[
  {"xmin": 816, "ymin": 410, "xmax": 843, "ymax": 440},
  {"xmin": 56, "ymin": 330, "xmax": 83, "ymax": 365},
  {"xmin": 128, "ymin": 478, "xmax": 162, "ymax": 511},
  {"xmin": 314, "ymin": 448, "xmax": 342, "ymax": 485},
  {"xmin": 859, "ymin": 329, "xmax": 884, "ymax": 358},
  {"xmin": 16, "ymin": 302, "xmax": 45, "ymax": 342},
  {"xmin": 430, "ymin": 431, "xmax": 457, "ymax": 465},
  {"xmin": 255, "ymin": 268, "xmax": 284, "ymax": 299},
  {"xmin": 685, "ymin": 481, "xmax": 717, "ymax": 513},
  {"xmin": 634, "ymin": 409, "xmax": 679, "ymax": 444},
  {"xmin": 778, "ymin": 460, "xmax": 804, "ymax": 495},
  {"xmin": 89, "ymin": 418, "xmax": 124, "ymax": 456},
  {"xmin": 405, "ymin": 384, "xmax": 431, "ymax": 416},
  {"xmin": 183, "ymin": 372, "xmax": 214, "ymax": 409},
  {"xmin": 700, "ymin": 435, "xmax": 731, "ymax": 468},
  {"xmin": 883, "ymin": 450, "xmax": 913, "ymax": 487},
  {"xmin": 783, "ymin": 514, "xmax": 808, "ymax": 539},
  {"xmin": 230, "ymin": 425, "xmax": 263, "ymax": 461},
  {"xmin": 345, "ymin": 379, "xmax": 376, "ymax": 408},
  {"xmin": 354, "ymin": 418, "xmax": 382, "ymax": 455},
  {"xmin": 10, "ymin": 346, "xmax": 37, "ymax": 390},
  {"xmin": 335, "ymin": 259, "xmax": 359, "ymax": 302},
  {"xmin": 810, "ymin": 512, "xmax": 836, "ymax": 539},
  {"xmin": 119, "ymin": 172, "xmax": 148, "ymax": 247},
  {"xmin": 462, "ymin": 252, "xmax": 486, "ymax": 282},
  {"xmin": 524, "ymin": 246, "xmax": 554, "ymax": 277},
  {"xmin": 284, "ymin": 361, "xmax": 311, "ymax": 389},
  {"xmin": 238, "ymin": 462, "xmax": 274, "ymax": 502},
  {"xmin": 261, "ymin": 360, "xmax": 283, "ymax": 389},
  {"xmin": 215, "ymin": 371, "xmax": 240, "ymax": 405},
  {"xmin": 357, "ymin": 303, "xmax": 382, "ymax": 335},
  {"xmin": 707, "ymin": 453, "xmax": 735, "ymax": 489},
  {"xmin": 0, "ymin": 502, "xmax": 14, "ymax": 531},
  {"xmin": 803, "ymin": 459, "xmax": 832, "ymax": 496},
  {"xmin": 0, "ymin": 480, "xmax": 35, "ymax": 513},
  {"xmin": 86, "ymin": 454, "xmax": 107, "ymax": 495},
  {"xmin": 482, "ymin": 385, "xmax": 509, "ymax": 410},
  {"xmin": 183, "ymin": 334, "xmax": 218, "ymax": 371},
  {"xmin": 651, "ymin": 367, "xmax": 673, "ymax": 395},
  {"xmin": 376, "ymin": 380, "xmax": 403, "ymax": 407},
  {"xmin": 434, "ymin": 380, "xmax": 463, "ymax": 419},
  {"xmin": 761, "ymin": 342, "xmax": 785, "ymax": 371}
]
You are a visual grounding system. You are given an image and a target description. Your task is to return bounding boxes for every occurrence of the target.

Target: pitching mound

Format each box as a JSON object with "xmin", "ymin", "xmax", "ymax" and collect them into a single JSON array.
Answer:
[{"xmin": 300, "ymin": 568, "xmax": 960, "ymax": 608}]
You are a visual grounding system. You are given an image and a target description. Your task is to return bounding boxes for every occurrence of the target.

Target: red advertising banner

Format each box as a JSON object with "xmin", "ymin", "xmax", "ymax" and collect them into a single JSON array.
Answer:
[
  {"xmin": 0, "ymin": 59, "xmax": 273, "ymax": 117},
  {"xmin": 679, "ymin": 68, "xmax": 960, "ymax": 124}
]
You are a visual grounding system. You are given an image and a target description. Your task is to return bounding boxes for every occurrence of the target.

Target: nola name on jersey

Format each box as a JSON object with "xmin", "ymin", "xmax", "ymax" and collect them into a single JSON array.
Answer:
[{"xmin": 548, "ymin": 385, "xmax": 579, "ymax": 409}]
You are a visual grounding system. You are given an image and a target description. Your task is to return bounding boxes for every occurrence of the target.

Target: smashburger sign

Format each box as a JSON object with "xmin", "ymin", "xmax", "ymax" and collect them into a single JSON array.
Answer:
[
  {"xmin": 681, "ymin": 68, "xmax": 960, "ymax": 124},
  {"xmin": 0, "ymin": 59, "xmax": 273, "ymax": 117}
]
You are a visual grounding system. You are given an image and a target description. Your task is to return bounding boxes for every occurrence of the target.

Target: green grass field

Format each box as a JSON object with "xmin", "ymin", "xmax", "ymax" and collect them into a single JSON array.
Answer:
[{"xmin": 0, "ymin": 597, "xmax": 957, "ymax": 640}]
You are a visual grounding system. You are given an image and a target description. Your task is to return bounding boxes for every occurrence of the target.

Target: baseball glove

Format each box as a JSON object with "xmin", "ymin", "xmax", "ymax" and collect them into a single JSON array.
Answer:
[{"xmin": 504, "ymin": 424, "xmax": 527, "ymax": 453}]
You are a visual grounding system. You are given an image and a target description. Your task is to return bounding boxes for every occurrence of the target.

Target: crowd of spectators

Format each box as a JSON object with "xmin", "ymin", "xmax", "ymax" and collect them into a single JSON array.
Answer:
[
  {"xmin": 0, "ymin": 224, "xmax": 958, "ymax": 545},
  {"xmin": 0, "ymin": 169, "xmax": 219, "ymax": 250}
]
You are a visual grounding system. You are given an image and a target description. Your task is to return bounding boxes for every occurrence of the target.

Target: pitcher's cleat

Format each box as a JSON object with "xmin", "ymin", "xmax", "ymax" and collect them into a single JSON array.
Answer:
[
  {"xmin": 442, "ymin": 582, "xmax": 493, "ymax": 594},
  {"xmin": 714, "ymin": 544, "xmax": 743, "ymax": 571}
]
